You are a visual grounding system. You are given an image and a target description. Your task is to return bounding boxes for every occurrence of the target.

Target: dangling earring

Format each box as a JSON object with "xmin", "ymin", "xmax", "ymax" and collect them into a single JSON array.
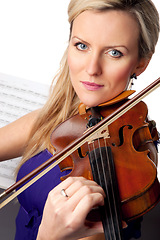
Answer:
[{"xmin": 127, "ymin": 73, "xmax": 137, "ymax": 90}]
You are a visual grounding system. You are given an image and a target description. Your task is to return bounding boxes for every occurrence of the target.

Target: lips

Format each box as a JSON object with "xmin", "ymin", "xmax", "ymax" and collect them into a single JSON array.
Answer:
[{"xmin": 81, "ymin": 81, "xmax": 104, "ymax": 91}]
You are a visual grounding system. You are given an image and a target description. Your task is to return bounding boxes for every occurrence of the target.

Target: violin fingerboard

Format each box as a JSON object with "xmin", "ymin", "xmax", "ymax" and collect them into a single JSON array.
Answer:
[{"xmin": 89, "ymin": 146, "xmax": 124, "ymax": 240}]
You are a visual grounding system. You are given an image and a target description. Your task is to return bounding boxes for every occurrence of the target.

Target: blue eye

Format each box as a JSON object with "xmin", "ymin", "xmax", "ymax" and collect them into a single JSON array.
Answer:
[
  {"xmin": 75, "ymin": 42, "xmax": 88, "ymax": 51},
  {"xmin": 108, "ymin": 49, "xmax": 123, "ymax": 58}
]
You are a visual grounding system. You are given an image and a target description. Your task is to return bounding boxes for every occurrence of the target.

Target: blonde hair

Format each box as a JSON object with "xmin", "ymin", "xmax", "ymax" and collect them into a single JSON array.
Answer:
[{"xmin": 21, "ymin": 0, "xmax": 159, "ymax": 165}]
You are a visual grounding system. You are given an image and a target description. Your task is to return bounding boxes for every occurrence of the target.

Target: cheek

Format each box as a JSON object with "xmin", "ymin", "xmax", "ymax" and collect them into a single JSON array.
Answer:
[
  {"xmin": 109, "ymin": 61, "xmax": 135, "ymax": 85},
  {"xmin": 118, "ymin": 67, "xmax": 131, "ymax": 80},
  {"xmin": 67, "ymin": 51, "xmax": 81, "ymax": 78},
  {"xmin": 67, "ymin": 53, "xmax": 82, "ymax": 94}
]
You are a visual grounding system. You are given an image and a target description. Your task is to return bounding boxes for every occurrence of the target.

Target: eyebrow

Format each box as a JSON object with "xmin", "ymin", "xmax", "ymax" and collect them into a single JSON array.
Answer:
[
  {"xmin": 71, "ymin": 36, "xmax": 89, "ymax": 45},
  {"xmin": 71, "ymin": 36, "xmax": 129, "ymax": 52}
]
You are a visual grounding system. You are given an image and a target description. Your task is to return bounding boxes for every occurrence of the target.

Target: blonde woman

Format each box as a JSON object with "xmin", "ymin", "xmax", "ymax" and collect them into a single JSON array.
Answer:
[{"xmin": 0, "ymin": 0, "xmax": 159, "ymax": 239}]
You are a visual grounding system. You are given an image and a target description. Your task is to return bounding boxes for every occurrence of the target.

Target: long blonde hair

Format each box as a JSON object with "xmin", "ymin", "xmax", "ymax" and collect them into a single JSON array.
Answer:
[{"xmin": 21, "ymin": 0, "xmax": 159, "ymax": 165}]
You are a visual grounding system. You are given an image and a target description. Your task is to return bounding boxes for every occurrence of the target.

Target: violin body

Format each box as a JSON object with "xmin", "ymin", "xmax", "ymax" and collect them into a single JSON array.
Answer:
[{"xmin": 50, "ymin": 99, "xmax": 160, "ymax": 221}]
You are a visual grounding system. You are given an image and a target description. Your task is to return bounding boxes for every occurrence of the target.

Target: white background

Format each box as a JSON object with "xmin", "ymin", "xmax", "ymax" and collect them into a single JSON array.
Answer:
[{"xmin": 0, "ymin": 1, "xmax": 159, "ymax": 129}]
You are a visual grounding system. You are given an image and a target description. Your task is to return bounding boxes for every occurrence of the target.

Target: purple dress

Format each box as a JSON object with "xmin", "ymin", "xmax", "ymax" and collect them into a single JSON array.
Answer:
[
  {"xmin": 15, "ymin": 149, "xmax": 142, "ymax": 240},
  {"xmin": 15, "ymin": 149, "xmax": 70, "ymax": 240}
]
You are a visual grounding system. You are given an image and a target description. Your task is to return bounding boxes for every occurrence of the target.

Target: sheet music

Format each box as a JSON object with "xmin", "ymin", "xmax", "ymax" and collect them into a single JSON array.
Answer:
[{"xmin": 0, "ymin": 73, "xmax": 49, "ymax": 189}]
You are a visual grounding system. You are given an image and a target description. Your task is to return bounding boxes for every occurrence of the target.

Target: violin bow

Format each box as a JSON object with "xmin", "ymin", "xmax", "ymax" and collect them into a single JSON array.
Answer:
[{"xmin": 0, "ymin": 77, "xmax": 159, "ymax": 209}]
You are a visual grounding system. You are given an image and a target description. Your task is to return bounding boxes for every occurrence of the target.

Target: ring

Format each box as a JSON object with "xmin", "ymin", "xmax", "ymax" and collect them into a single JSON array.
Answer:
[{"xmin": 61, "ymin": 189, "xmax": 68, "ymax": 198}]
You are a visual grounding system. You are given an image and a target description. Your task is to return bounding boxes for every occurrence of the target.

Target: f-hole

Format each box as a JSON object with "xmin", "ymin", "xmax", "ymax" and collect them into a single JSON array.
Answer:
[
  {"xmin": 78, "ymin": 147, "xmax": 88, "ymax": 158},
  {"xmin": 112, "ymin": 124, "xmax": 133, "ymax": 147}
]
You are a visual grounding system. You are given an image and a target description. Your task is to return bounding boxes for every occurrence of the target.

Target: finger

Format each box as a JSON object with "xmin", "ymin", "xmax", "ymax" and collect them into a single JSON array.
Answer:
[
  {"xmin": 52, "ymin": 176, "xmax": 78, "ymax": 194},
  {"xmin": 66, "ymin": 177, "xmax": 105, "ymax": 198},
  {"xmin": 46, "ymin": 177, "xmax": 89, "ymax": 208},
  {"xmin": 66, "ymin": 183, "xmax": 104, "ymax": 212},
  {"xmin": 85, "ymin": 219, "xmax": 104, "ymax": 233},
  {"xmin": 52, "ymin": 176, "xmax": 91, "ymax": 195},
  {"xmin": 72, "ymin": 192, "xmax": 104, "ymax": 225},
  {"xmin": 52, "ymin": 176, "xmax": 105, "ymax": 199}
]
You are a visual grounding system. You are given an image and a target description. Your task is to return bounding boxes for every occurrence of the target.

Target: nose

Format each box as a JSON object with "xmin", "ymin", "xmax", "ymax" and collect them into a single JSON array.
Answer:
[{"xmin": 86, "ymin": 53, "xmax": 102, "ymax": 76}]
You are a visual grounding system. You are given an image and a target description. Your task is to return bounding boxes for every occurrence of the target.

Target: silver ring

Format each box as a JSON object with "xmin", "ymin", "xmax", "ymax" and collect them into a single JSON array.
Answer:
[{"xmin": 61, "ymin": 189, "xmax": 68, "ymax": 198}]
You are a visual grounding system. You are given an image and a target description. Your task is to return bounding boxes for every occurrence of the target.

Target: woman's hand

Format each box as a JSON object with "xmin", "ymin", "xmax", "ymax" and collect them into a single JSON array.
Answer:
[{"xmin": 37, "ymin": 176, "xmax": 105, "ymax": 240}]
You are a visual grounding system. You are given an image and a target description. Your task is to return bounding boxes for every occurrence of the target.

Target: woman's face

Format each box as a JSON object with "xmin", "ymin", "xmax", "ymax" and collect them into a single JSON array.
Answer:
[{"xmin": 68, "ymin": 10, "xmax": 144, "ymax": 107}]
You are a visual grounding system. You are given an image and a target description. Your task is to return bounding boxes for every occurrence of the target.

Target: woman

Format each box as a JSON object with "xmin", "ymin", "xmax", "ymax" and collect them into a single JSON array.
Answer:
[{"xmin": 0, "ymin": 0, "xmax": 159, "ymax": 239}]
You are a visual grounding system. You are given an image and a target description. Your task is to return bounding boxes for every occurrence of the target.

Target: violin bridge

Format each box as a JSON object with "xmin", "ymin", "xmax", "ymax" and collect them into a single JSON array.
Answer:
[{"xmin": 87, "ymin": 126, "xmax": 110, "ymax": 144}]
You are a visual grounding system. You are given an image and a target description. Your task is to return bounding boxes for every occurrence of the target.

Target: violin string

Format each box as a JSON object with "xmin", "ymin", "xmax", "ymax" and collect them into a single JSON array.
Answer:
[
  {"xmin": 103, "ymin": 138, "xmax": 122, "ymax": 240},
  {"xmin": 98, "ymin": 139, "xmax": 121, "ymax": 239},
  {"xmin": 100, "ymin": 140, "xmax": 116, "ymax": 239},
  {"xmin": 89, "ymin": 139, "xmax": 115, "ymax": 240},
  {"xmin": 89, "ymin": 136, "xmax": 122, "ymax": 240},
  {"xmin": 88, "ymin": 142, "xmax": 112, "ymax": 240},
  {"xmin": 98, "ymin": 138, "xmax": 117, "ymax": 240}
]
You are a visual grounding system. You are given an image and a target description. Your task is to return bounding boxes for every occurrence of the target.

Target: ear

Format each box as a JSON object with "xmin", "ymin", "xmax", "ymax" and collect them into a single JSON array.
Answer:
[{"xmin": 134, "ymin": 57, "xmax": 151, "ymax": 76}]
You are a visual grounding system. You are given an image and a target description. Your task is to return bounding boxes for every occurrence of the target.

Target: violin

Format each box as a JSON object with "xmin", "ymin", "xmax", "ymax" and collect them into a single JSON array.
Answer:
[
  {"xmin": 0, "ymin": 78, "xmax": 160, "ymax": 240},
  {"xmin": 50, "ymin": 89, "xmax": 160, "ymax": 239}
]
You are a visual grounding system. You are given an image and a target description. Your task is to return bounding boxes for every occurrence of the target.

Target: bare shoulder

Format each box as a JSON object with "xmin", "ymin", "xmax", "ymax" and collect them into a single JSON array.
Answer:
[{"xmin": 0, "ymin": 109, "xmax": 41, "ymax": 161}]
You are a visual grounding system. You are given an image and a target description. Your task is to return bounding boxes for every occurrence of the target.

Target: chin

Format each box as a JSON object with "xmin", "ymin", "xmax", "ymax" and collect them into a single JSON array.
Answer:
[{"xmin": 82, "ymin": 99, "xmax": 102, "ymax": 108}]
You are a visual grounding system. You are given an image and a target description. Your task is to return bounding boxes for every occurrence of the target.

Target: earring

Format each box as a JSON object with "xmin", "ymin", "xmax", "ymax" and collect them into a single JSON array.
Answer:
[
  {"xmin": 127, "ymin": 73, "xmax": 137, "ymax": 90},
  {"xmin": 130, "ymin": 73, "xmax": 137, "ymax": 80}
]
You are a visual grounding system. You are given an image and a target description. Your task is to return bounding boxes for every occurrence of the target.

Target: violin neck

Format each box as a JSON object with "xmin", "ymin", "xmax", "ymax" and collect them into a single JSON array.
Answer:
[{"xmin": 89, "ymin": 146, "xmax": 124, "ymax": 240}]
